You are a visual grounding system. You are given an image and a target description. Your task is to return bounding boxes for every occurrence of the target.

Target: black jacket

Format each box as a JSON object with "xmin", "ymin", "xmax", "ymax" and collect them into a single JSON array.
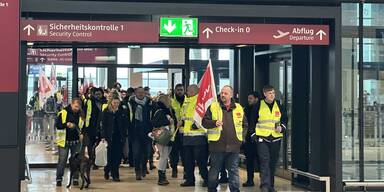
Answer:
[
  {"xmin": 129, "ymin": 96, "xmax": 153, "ymax": 138},
  {"xmin": 101, "ymin": 107, "xmax": 128, "ymax": 143},
  {"xmin": 56, "ymin": 105, "xmax": 82, "ymax": 142},
  {"xmin": 84, "ymin": 97, "xmax": 107, "ymax": 138}
]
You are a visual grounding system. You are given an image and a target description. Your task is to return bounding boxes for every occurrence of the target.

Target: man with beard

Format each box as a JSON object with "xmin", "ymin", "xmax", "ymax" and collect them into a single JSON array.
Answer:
[
  {"xmin": 170, "ymin": 84, "xmax": 185, "ymax": 178},
  {"xmin": 84, "ymin": 87, "xmax": 107, "ymax": 170}
]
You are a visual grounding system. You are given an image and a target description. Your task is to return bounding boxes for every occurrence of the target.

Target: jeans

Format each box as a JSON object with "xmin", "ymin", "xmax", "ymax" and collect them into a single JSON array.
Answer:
[
  {"xmin": 104, "ymin": 139, "xmax": 123, "ymax": 179},
  {"xmin": 156, "ymin": 144, "xmax": 172, "ymax": 171},
  {"xmin": 183, "ymin": 145, "xmax": 208, "ymax": 183},
  {"xmin": 208, "ymin": 152, "xmax": 240, "ymax": 192},
  {"xmin": 133, "ymin": 137, "xmax": 151, "ymax": 175},
  {"xmin": 257, "ymin": 140, "xmax": 281, "ymax": 190},
  {"xmin": 56, "ymin": 142, "xmax": 81, "ymax": 181}
]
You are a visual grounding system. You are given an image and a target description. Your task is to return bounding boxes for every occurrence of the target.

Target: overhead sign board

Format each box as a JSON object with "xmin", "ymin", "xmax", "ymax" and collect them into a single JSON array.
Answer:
[
  {"xmin": 199, "ymin": 23, "xmax": 329, "ymax": 45},
  {"xmin": 0, "ymin": 0, "xmax": 19, "ymax": 92},
  {"xmin": 20, "ymin": 20, "xmax": 159, "ymax": 43},
  {"xmin": 160, "ymin": 18, "xmax": 198, "ymax": 38}
]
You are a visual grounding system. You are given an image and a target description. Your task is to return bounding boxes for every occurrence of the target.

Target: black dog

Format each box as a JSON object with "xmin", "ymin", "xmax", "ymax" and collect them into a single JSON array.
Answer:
[{"xmin": 67, "ymin": 149, "xmax": 92, "ymax": 190}]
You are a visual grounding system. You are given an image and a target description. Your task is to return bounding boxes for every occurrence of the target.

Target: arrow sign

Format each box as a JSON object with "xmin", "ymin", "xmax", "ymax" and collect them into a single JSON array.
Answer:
[
  {"xmin": 316, "ymin": 29, "xmax": 326, "ymax": 40},
  {"xmin": 164, "ymin": 20, "xmax": 176, "ymax": 34},
  {"xmin": 23, "ymin": 24, "xmax": 35, "ymax": 36},
  {"xmin": 203, "ymin": 28, "xmax": 213, "ymax": 39}
]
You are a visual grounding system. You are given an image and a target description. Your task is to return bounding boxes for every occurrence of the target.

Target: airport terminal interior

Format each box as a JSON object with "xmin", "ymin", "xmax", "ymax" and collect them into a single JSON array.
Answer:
[{"xmin": 1, "ymin": 0, "xmax": 384, "ymax": 192}]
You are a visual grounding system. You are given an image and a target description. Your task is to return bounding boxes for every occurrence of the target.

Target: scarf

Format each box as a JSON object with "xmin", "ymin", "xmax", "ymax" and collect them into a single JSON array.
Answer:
[{"xmin": 134, "ymin": 96, "xmax": 147, "ymax": 122}]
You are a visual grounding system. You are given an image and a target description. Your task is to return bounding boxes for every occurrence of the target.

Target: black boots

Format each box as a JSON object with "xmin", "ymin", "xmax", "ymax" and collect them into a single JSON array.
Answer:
[{"xmin": 158, "ymin": 170, "xmax": 169, "ymax": 186}]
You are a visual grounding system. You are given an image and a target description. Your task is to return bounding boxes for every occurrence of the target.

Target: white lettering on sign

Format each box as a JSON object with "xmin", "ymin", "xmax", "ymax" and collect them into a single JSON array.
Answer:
[
  {"xmin": 292, "ymin": 28, "xmax": 314, "ymax": 35},
  {"xmin": 0, "ymin": 1, "xmax": 9, "ymax": 7},
  {"xmin": 49, "ymin": 23, "xmax": 122, "ymax": 32},
  {"xmin": 215, "ymin": 26, "xmax": 251, "ymax": 33},
  {"xmin": 288, "ymin": 27, "xmax": 319, "ymax": 42}
]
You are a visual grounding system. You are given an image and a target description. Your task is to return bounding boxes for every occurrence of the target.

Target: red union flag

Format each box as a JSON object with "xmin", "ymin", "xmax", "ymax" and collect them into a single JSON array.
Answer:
[{"xmin": 194, "ymin": 60, "xmax": 217, "ymax": 126}]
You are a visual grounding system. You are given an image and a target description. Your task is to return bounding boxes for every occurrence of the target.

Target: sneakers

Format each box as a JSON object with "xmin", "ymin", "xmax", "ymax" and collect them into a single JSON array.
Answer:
[{"xmin": 56, "ymin": 181, "xmax": 62, "ymax": 187}]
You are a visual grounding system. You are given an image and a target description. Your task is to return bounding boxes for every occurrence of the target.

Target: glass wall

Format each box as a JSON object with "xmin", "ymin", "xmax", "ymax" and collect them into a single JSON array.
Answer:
[
  {"xmin": 189, "ymin": 48, "xmax": 234, "ymax": 92},
  {"xmin": 342, "ymin": 3, "xmax": 384, "ymax": 181},
  {"xmin": 26, "ymin": 48, "xmax": 73, "ymax": 164}
]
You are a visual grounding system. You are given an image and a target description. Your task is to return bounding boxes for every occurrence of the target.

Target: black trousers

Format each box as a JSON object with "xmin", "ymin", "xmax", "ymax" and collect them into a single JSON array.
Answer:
[
  {"xmin": 128, "ymin": 137, "xmax": 134, "ymax": 166},
  {"xmin": 84, "ymin": 132, "xmax": 98, "ymax": 165},
  {"xmin": 170, "ymin": 136, "xmax": 184, "ymax": 170},
  {"xmin": 104, "ymin": 139, "xmax": 123, "ymax": 179},
  {"xmin": 257, "ymin": 139, "xmax": 281, "ymax": 190},
  {"xmin": 183, "ymin": 145, "xmax": 208, "ymax": 183},
  {"xmin": 133, "ymin": 137, "xmax": 151, "ymax": 175},
  {"xmin": 244, "ymin": 141, "xmax": 258, "ymax": 182}
]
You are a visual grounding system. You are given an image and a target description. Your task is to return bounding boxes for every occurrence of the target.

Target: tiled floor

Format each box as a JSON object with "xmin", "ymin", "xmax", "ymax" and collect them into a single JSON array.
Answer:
[{"xmin": 21, "ymin": 167, "xmax": 307, "ymax": 192}]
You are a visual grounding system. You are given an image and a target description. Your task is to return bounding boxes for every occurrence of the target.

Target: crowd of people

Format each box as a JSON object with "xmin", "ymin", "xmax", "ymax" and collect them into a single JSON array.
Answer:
[{"xmin": 55, "ymin": 82, "xmax": 287, "ymax": 192}]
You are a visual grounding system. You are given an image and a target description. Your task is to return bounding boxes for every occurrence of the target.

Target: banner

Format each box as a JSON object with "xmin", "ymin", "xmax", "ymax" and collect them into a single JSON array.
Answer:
[{"xmin": 194, "ymin": 60, "xmax": 217, "ymax": 127}]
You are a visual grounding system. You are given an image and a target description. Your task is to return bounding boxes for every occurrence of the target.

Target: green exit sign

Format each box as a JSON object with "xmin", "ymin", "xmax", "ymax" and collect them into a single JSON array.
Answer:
[{"xmin": 160, "ymin": 18, "xmax": 198, "ymax": 38}]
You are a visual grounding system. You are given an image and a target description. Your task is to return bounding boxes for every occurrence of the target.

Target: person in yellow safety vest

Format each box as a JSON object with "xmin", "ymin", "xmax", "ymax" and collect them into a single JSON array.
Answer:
[
  {"xmin": 250, "ymin": 85, "xmax": 287, "ymax": 192},
  {"xmin": 84, "ymin": 87, "xmax": 108, "ymax": 170},
  {"xmin": 179, "ymin": 84, "xmax": 209, "ymax": 187},
  {"xmin": 55, "ymin": 98, "xmax": 84, "ymax": 187},
  {"xmin": 170, "ymin": 84, "xmax": 185, "ymax": 178},
  {"xmin": 202, "ymin": 85, "xmax": 248, "ymax": 192}
]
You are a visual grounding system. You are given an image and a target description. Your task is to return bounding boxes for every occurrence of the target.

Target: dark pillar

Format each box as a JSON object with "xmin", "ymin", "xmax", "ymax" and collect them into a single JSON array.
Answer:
[
  {"xmin": 238, "ymin": 46, "xmax": 255, "ymax": 106},
  {"xmin": 291, "ymin": 45, "xmax": 310, "ymax": 188}
]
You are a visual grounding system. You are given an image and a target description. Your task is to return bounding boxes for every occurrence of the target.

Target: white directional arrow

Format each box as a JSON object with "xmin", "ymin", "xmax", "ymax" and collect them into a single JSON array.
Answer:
[
  {"xmin": 164, "ymin": 20, "xmax": 176, "ymax": 34},
  {"xmin": 316, "ymin": 29, "xmax": 326, "ymax": 40},
  {"xmin": 203, "ymin": 28, "xmax": 213, "ymax": 39},
  {"xmin": 23, "ymin": 25, "xmax": 35, "ymax": 36}
]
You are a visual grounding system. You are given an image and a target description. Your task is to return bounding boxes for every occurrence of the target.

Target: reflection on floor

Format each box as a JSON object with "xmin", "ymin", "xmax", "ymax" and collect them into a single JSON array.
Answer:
[
  {"xmin": 21, "ymin": 167, "xmax": 307, "ymax": 192},
  {"xmin": 26, "ymin": 142, "xmax": 58, "ymax": 164}
]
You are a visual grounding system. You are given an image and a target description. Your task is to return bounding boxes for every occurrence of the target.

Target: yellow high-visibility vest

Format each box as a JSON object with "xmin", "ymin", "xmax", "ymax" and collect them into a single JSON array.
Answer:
[
  {"xmin": 255, "ymin": 100, "xmax": 283, "ymax": 138},
  {"xmin": 85, "ymin": 100, "xmax": 107, "ymax": 128},
  {"xmin": 171, "ymin": 97, "xmax": 184, "ymax": 133},
  {"xmin": 207, "ymin": 102, "xmax": 244, "ymax": 142},
  {"xmin": 56, "ymin": 109, "xmax": 84, "ymax": 148},
  {"xmin": 182, "ymin": 95, "xmax": 206, "ymax": 137}
]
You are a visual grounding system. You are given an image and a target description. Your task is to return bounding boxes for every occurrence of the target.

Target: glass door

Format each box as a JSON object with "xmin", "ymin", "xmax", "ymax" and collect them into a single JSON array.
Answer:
[
  {"xmin": 117, "ymin": 67, "xmax": 183, "ymax": 97},
  {"xmin": 78, "ymin": 67, "xmax": 108, "ymax": 95},
  {"xmin": 268, "ymin": 52, "xmax": 293, "ymax": 176}
]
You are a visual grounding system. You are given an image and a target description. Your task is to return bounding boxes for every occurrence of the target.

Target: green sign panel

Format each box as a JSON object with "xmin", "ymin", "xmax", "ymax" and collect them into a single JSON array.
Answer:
[{"xmin": 160, "ymin": 18, "xmax": 198, "ymax": 38}]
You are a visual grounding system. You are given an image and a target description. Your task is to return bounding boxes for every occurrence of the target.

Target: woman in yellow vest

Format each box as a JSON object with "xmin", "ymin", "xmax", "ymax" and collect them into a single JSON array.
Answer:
[
  {"xmin": 55, "ymin": 98, "xmax": 84, "ymax": 187},
  {"xmin": 251, "ymin": 85, "xmax": 287, "ymax": 192}
]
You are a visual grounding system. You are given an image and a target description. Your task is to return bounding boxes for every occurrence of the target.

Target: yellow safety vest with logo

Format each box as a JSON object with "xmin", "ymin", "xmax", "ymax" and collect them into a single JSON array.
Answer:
[
  {"xmin": 255, "ymin": 100, "xmax": 283, "ymax": 138},
  {"xmin": 208, "ymin": 101, "xmax": 244, "ymax": 142},
  {"xmin": 85, "ymin": 100, "xmax": 108, "ymax": 128},
  {"xmin": 171, "ymin": 97, "xmax": 184, "ymax": 133},
  {"xmin": 56, "ymin": 109, "xmax": 84, "ymax": 148},
  {"xmin": 182, "ymin": 95, "xmax": 206, "ymax": 137}
]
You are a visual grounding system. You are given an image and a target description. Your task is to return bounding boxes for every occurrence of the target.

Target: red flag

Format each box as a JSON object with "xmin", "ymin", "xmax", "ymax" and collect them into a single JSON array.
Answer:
[
  {"xmin": 194, "ymin": 60, "xmax": 217, "ymax": 127},
  {"xmin": 38, "ymin": 69, "xmax": 53, "ymax": 107},
  {"xmin": 50, "ymin": 63, "xmax": 57, "ymax": 89}
]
